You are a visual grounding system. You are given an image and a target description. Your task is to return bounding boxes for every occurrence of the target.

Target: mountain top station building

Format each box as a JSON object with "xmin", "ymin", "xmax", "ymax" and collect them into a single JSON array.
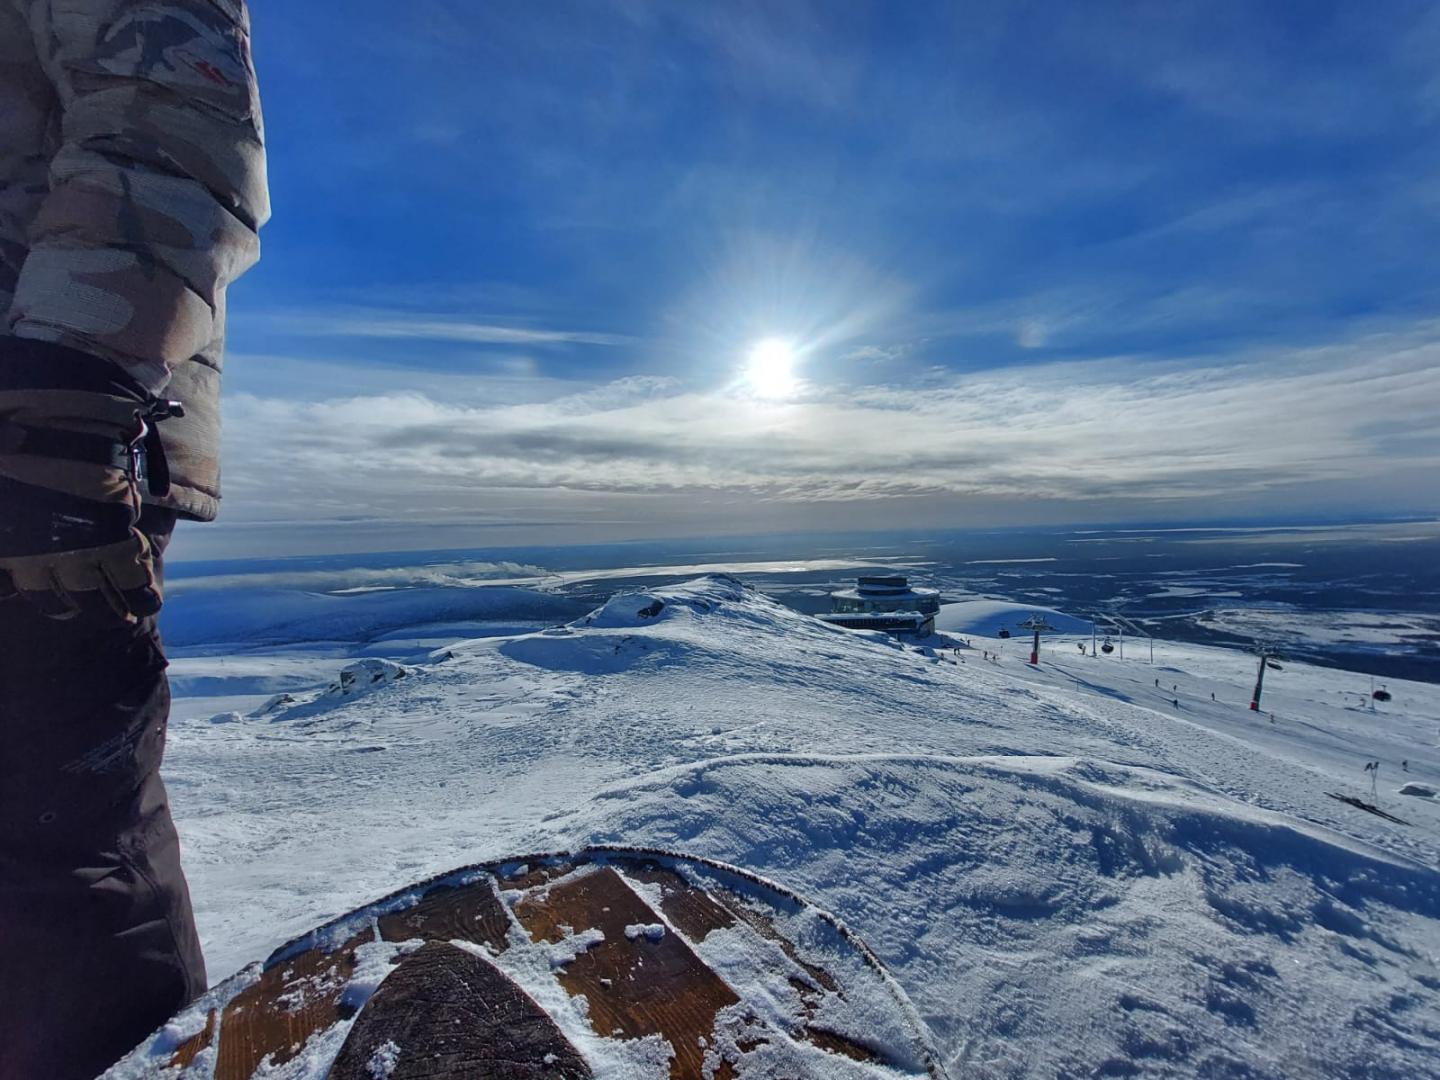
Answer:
[{"xmin": 818, "ymin": 575, "xmax": 940, "ymax": 638}]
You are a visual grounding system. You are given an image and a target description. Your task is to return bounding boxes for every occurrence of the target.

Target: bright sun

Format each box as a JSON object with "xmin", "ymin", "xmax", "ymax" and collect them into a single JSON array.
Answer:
[{"xmin": 744, "ymin": 338, "xmax": 798, "ymax": 399}]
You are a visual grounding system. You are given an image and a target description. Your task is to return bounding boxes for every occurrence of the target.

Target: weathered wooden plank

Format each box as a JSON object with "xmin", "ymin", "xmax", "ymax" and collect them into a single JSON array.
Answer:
[
  {"xmin": 622, "ymin": 862, "xmax": 736, "ymax": 942},
  {"xmin": 377, "ymin": 879, "xmax": 510, "ymax": 953},
  {"xmin": 210, "ymin": 927, "xmax": 374, "ymax": 1078},
  {"xmin": 328, "ymin": 941, "xmax": 591, "ymax": 1079},
  {"xmin": 166, "ymin": 1008, "xmax": 216, "ymax": 1070},
  {"xmin": 513, "ymin": 866, "xmax": 740, "ymax": 1077},
  {"xmin": 620, "ymin": 858, "xmax": 878, "ymax": 1066}
]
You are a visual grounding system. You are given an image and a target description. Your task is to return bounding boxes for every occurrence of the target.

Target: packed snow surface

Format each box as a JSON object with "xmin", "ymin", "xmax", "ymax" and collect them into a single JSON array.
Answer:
[{"xmin": 160, "ymin": 574, "xmax": 1440, "ymax": 1078}]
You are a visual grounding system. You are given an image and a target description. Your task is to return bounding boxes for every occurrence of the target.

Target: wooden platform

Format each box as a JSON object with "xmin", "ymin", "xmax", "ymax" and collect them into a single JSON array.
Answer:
[{"xmin": 114, "ymin": 848, "xmax": 944, "ymax": 1079}]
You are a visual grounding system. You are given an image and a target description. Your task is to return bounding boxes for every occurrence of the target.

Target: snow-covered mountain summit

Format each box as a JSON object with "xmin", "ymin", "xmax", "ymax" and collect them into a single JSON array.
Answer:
[{"xmin": 165, "ymin": 574, "xmax": 1440, "ymax": 1077}]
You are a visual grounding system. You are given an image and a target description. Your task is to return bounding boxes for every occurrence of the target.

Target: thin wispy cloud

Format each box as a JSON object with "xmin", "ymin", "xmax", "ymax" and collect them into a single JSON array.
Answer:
[{"xmin": 260, "ymin": 311, "xmax": 634, "ymax": 348}]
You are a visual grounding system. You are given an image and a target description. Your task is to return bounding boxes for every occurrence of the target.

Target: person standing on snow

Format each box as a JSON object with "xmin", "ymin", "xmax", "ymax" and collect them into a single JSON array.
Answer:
[{"xmin": 0, "ymin": 3, "xmax": 267, "ymax": 1076}]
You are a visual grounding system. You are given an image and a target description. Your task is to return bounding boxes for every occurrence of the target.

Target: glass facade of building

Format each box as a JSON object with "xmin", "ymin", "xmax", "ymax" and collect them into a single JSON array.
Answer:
[{"xmin": 830, "ymin": 576, "xmax": 940, "ymax": 616}]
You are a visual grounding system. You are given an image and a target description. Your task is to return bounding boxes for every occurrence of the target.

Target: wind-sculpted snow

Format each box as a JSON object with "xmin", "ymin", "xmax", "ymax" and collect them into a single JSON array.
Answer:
[
  {"xmin": 497, "ymin": 574, "xmax": 841, "ymax": 676},
  {"xmin": 161, "ymin": 574, "xmax": 1440, "ymax": 1078},
  {"xmin": 567, "ymin": 753, "xmax": 1440, "ymax": 1077}
]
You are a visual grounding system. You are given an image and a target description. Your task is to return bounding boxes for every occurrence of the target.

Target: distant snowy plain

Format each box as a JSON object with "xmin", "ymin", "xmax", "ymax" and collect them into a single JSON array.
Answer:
[{"xmin": 157, "ymin": 567, "xmax": 1440, "ymax": 1078}]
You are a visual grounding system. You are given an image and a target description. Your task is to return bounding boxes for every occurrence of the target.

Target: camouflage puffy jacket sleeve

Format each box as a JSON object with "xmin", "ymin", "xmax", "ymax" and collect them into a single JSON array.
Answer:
[{"xmin": 0, "ymin": 0, "xmax": 269, "ymax": 520}]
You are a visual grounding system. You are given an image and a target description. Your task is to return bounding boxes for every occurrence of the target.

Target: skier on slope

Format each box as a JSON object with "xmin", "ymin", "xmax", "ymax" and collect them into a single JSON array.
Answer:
[{"xmin": 0, "ymin": 3, "xmax": 268, "ymax": 1076}]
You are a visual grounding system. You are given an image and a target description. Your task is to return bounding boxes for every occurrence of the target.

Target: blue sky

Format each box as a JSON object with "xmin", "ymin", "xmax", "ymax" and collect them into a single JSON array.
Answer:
[{"xmin": 192, "ymin": 0, "xmax": 1440, "ymax": 558}]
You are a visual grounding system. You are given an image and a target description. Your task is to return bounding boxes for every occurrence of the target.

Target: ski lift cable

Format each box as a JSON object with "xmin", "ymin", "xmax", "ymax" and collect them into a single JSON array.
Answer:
[{"xmin": 1112, "ymin": 614, "xmax": 1148, "ymax": 637}]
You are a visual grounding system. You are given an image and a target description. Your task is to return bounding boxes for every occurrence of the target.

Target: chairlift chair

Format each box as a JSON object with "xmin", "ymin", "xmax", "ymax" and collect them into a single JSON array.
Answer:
[{"xmin": 1100, "ymin": 636, "xmax": 1115, "ymax": 655}]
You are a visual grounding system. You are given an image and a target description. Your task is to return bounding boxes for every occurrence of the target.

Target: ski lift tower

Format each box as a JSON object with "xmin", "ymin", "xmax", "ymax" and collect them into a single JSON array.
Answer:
[
  {"xmin": 1249, "ymin": 642, "xmax": 1285, "ymax": 712},
  {"xmin": 1017, "ymin": 613, "xmax": 1057, "ymax": 666}
]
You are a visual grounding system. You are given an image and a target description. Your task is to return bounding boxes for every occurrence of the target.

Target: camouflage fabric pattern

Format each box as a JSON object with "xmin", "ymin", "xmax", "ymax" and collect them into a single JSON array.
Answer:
[{"xmin": 0, "ymin": 0, "xmax": 268, "ymax": 520}]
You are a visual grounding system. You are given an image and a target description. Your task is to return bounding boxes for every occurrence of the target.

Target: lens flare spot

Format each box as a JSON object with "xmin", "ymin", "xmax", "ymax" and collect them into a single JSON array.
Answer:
[{"xmin": 744, "ymin": 338, "xmax": 798, "ymax": 399}]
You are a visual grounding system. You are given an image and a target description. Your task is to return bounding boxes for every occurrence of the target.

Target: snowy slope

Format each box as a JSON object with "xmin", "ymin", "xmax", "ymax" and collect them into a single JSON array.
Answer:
[
  {"xmin": 935, "ymin": 599, "xmax": 1095, "ymax": 638},
  {"xmin": 159, "ymin": 575, "xmax": 1440, "ymax": 1078}
]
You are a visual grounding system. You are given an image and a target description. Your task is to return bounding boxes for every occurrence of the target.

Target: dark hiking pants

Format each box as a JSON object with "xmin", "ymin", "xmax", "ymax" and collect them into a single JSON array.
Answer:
[{"xmin": 0, "ymin": 507, "xmax": 205, "ymax": 1079}]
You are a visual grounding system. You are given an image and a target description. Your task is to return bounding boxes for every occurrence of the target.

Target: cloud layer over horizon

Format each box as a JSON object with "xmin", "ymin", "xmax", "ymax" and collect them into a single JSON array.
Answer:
[{"xmin": 218, "ymin": 322, "xmax": 1440, "ymax": 540}]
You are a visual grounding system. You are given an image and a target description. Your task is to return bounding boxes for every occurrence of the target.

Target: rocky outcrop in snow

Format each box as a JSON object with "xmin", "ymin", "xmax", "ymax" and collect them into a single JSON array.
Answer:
[{"xmin": 328, "ymin": 658, "xmax": 411, "ymax": 697}]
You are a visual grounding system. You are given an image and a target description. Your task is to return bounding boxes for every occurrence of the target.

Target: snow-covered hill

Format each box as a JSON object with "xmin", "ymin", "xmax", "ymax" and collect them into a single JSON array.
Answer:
[
  {"xmin": 161, "ymin": 575, "xmax": 1440, "ymax": 1078},
  {"xmin": 935, "ymin": 598, "xmax": 1095, "ymax": 638}
]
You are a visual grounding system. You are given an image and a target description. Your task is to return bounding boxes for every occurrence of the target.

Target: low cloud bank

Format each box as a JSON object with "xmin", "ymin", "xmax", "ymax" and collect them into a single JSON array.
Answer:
[
  {"xmin": 218, "ymin": 324, "xmax": 1440, "ymax": 527},
  {"xmin": 170, "ymin": 561, "xmax": 548, "ymax": 594}
]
